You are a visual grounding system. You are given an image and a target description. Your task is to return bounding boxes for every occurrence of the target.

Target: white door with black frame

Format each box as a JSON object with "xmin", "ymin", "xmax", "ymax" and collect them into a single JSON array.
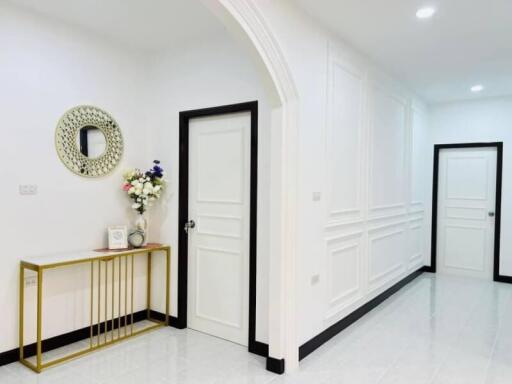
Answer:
[
  {"xmin": 186, "ymin": 111, "xmax": 251, "ymax": 346},
  {"xmin": 437, "ymin": 147, "xmax": 497, "ymax": 280}
]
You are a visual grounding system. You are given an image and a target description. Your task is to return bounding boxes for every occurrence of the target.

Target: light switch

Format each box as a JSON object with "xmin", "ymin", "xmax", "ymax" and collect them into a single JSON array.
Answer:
[
  {"xmin": 312, "ymin": 192, "xmax": 321, "ymax": 201},
  {"xmin": 19, "ymin": 185, "xmax": 38, "ymax": 195},
  {"xmin": 311, "ymin": 274, "xmax": 320, "ymax": 285},
  {"xmin": 24, "ymin": 276, "xmax": 37, "ymax": 287}
]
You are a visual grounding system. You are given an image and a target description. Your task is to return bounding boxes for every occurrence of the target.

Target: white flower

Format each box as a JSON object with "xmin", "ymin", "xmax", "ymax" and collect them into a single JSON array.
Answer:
[
  {"xmin": 123, "ymin": 169, "xmax": 136, "ymax": 179},
  {"xmin": 124, "ymin": 164, "xmax": 166, "ymax": 213}
]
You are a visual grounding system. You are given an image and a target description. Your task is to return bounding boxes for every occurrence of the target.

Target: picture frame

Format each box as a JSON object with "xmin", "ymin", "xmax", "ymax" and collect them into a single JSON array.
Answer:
[{"xmin": 108, "ymin": 225, "xmax": 128, "ymax": 250}]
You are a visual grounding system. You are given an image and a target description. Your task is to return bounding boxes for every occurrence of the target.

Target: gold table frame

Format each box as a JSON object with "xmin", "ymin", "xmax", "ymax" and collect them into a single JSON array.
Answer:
[{"xmin": 19, "ymin": 244, "xmax": 170, "ymax": 373}]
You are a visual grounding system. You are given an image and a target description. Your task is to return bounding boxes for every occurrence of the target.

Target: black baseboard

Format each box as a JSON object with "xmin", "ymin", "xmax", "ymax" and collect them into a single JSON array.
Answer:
[
  {"xmin": 148, "ymin": 310, "xmax": 179, "ymax": 328},
  {"xmin": 266, "ymin": 356, "xmax": 285, "ymax": 374},
  {"xmin": 496, "ymin": 275, "xmax": 512, "ymax": 284},
  {"xmin": 152, "ymin": 309, "xmax": 270, "ymax": 358},
  {"xmin": 2, "ymin": 266, "xmax": 431, "ymax": 370},
  {"xmin": 299, "ymin": 267, "xmax": 427, "ymax": 361},
  {"xmin": 0, "ymin": 309, "xmax": 178, "ymax": 367},
  {"xmin": 153, "ymin": 309, "xmax": 270, "ymax": 358},
  {"xmin": 422, "ymin": 268, "xmax": 512, "ymax": 285},
  {"xmin": 0, "ymin": 349, "xmax": 19, "ymax": 368},
  {"xmin": 249, "ymin": 340, "xmax": 269, "ymax": 358}
]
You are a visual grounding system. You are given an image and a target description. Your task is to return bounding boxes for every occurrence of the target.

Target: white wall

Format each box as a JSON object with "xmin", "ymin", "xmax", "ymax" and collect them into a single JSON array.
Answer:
[
  {"xmin": 252, "ymin": 0, "xmax": 431, "ymax": 346},
  {"xmin": 0, "ymin": 3, "xmax": 151, "ymax": 351},
  {"xmin": 429, "ymin": 97, "xmax": 512, "ymax": 277},
  {"xmin": 0, "ymin": 3, "xmax": 274, "ymax": 353}
]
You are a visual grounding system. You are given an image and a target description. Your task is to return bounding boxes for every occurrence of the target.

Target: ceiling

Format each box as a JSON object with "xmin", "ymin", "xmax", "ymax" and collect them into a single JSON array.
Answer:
[
  {"xmin": 7, "ymin": 0, "xmax": 512, "ymax": 104},
  {"xmin": 5, "ymin": 0, "xmax": 224, "ymax": 51},
  {"xmin": 295, "ymin": 0, "xmax": 512, "ymax": 104}
]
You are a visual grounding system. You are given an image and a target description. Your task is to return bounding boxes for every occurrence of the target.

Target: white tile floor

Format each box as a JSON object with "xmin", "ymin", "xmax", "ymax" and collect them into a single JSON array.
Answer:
[{"xmin": 1, "ymin": 273, "xmax": 512, "ymax": 383}]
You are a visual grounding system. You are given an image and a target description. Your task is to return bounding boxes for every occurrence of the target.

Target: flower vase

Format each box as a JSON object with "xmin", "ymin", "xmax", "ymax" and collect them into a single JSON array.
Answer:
[{"xmin": 135, "ymin": 213, "xmax": 149, "ymax": 246}]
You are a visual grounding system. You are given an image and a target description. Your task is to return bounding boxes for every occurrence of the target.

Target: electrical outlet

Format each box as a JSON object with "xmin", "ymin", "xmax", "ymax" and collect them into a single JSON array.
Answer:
[
  {"xmin": 19, "ymin": 185, "xmax": 38, "ymax": 195},
  {"xmin": 311, "ymin": 274, "xmax": 320, "ymax": 285},
  {"xmin": 24, "ymin": 276, "xmax": 37, "ymax": 287}
]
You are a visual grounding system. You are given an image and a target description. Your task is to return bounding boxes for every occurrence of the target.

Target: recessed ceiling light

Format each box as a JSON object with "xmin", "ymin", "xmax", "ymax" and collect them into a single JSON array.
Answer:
[
  {"xmin": 416, "ymin": 7, "xmax": 436, "ymax": 19},
  {"xmin": 471, "ymin": 85, "xmax": 484, "ymax": 93}
]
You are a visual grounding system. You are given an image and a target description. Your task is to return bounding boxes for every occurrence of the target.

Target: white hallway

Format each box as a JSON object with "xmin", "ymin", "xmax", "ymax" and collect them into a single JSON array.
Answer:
[
  {"xmin": 2, "ymin": 0, "xmax": 512, "ymax": 382},
  {"xmin": 2, "ymin": 273, "xmax": 511, "ymax": 384}
]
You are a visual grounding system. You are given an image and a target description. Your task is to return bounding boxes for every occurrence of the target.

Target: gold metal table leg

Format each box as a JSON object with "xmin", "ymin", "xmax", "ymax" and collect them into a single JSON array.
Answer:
[
  {"xmin": 19, "ymin": 264, "xmax": 24, "ymax": 361},
  {"xmin": 131, "ymin": 254, "xmax": 134, "ymax": 335},
  {"xmin": 111, "ymin": 258, "xmax": 115, "ymax": 341},
  {"xmin": 104, "ymin": 260, "xmax": 108, "ymax": 344},
  {"xmin": 90, "ymin": 261, "xmax": 93, "ymax": 348},
  {"xmin": 124, "ymin": 255, "xmax": 128, "ymax": 336},
  {"xmin": 118, "ymin": 256, "xmax": 121, "ymax": 339},
  {"xmin": 36, "ymin": 267, "xmax": 43, "ymax": 372},
  {"xmin": 97, "ymin": 260, "xmax": 101, "ymax": 346},
  {"xmin": 166, "ymin": 247, "xmax": 170, "ymax": 325},
  {"xmin": 147, "ymin": 251, "xmax": 152, "ymax": 319}
]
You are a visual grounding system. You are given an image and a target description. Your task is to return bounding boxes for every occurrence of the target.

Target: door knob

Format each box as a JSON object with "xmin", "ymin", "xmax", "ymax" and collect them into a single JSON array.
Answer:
[
  {"xmin": 184, "ymin": 220, "xmax": 196, "ymax": 233},
  {"xmin": 489, "ymin": 212, "xmax": 495, "ymax": 217}
]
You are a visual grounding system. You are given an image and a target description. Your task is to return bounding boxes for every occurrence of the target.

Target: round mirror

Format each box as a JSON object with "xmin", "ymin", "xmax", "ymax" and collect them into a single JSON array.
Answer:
[
  {"xmin": 76, "ymin": 126, "xmax": 107, "ymax": 159},
  {"xmin": 55, "ymin": 106, "xmax": 123, "ymax": 177}
]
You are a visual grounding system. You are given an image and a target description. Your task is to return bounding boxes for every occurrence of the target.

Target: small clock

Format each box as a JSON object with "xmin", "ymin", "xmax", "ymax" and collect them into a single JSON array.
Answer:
[{"xmin": 128, "ymin": 230, "xmax": 145, "ymax": 248}]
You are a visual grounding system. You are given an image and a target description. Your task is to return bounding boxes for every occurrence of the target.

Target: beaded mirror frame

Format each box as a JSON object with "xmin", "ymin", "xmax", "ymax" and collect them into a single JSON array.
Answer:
[{"xmin": 55, "ymin": 105, "xmax": 123, "ymax": 177}]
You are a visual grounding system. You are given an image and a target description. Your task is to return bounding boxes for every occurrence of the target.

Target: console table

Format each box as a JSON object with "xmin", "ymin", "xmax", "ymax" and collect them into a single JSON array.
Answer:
[{"xmin": 19, "ymin": 244, "xmax": 170, "ymax": 373}]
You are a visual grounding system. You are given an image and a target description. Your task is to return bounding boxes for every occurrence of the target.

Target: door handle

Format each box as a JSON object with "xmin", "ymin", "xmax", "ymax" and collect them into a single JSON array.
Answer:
[
  {"xmin": 184, "ymin": 220, "xmax": 196, "ymax": 233},
  {"xmin": 489, "ymin": 212, "xmax": 495, "ymax": 217}
]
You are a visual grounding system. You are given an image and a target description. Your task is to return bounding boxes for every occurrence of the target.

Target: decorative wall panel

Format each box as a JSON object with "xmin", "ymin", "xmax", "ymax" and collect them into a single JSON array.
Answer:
[
  {"xmin": 368, "ymin": 87, "xmax": 407, "ymax": 214},
  {"xmin": 326, "ymin": 59, "xmax": 364, "ymax": 222},
  {"xmin": 321, "ymin": 42, "xmax": 427, "ymax": 328}
]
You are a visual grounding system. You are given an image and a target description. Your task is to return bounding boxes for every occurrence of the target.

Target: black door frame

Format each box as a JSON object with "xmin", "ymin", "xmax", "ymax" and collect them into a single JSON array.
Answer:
[
  {"xmin": 429, "ymin": 142, "xmax": 506, "ymax": 282},
  {"xmin": 177, "ymin": 101, "xmax": 269, "ymax": 356}
]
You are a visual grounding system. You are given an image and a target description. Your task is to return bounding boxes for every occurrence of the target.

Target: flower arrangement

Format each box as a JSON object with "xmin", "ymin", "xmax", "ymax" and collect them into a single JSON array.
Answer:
[{"xmin": 122, "ymin": 160, "xmax": 165, "ymax": 214}]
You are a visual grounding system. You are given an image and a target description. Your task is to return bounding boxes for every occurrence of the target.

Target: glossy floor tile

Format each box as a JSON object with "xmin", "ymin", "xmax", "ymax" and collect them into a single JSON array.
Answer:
[
  {"xmin": 290, "ymin": 273, "xmax": 512, "ymax": 384},
  {"xmin": 1, "ymin": 273, "xmax": 512, "ymax": 383}
]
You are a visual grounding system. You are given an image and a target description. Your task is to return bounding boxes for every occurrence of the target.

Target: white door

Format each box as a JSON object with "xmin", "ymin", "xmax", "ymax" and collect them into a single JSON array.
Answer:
[
  {"xmin": 437, "ymin": 147, "xmax": 497, "ymax": 279},
  {"xmin": 187, "ymin": 112, "xmax": 251, "ymax": 346}
]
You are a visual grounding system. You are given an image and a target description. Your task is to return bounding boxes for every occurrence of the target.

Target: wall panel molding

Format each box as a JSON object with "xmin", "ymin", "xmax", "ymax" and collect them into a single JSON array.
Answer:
[
  {"xmin": 326, "ymin": 242, "xmax": 362, "ymax": 315},
  {"xmin": 367, "ymin": 84, "xmax": 409, "ymax": 215},
  {"xmin": 410, "ymin": 201, "xmax": 425, "ymax": 212},
  {"xmin": 325, "ymin": 230, "xmax": 364, "ymax": 243},
  {"xmin": 368, "ymin": 229, "xmax": 406, "ymax": 290},
  {"xmin": 317, "ymin": 39, "xmax": 428, "ymax": 362},
  {"xmin": 323, "ymin": 224, "xmax": 364, "ymax": 323},
  {"xmin": 368, "ymin": 219, "xmax": 408, "ymax": 233},
  {"xmin": 325, "ymin": 49, "xmax": 366, "ymax": 224}
]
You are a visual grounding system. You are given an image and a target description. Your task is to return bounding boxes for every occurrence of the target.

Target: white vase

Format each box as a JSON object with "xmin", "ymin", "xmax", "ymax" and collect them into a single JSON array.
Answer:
[{"xmin": 135, "ymin": 213, "xmax": 149, "ymax": 246}]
